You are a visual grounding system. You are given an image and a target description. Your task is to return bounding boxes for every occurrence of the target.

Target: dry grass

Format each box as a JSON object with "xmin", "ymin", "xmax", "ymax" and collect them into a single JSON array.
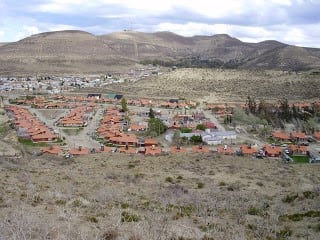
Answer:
[
  {"xmin": 107, "ymin": 68, "xmax": 320, "ymax": 102},
  {"xmin": 1, "ymin": 152, "xmax": 319, "ymax": 239}
]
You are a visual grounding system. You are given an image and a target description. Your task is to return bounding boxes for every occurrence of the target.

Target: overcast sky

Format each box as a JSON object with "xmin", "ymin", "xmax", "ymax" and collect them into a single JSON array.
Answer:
[{"xmin": 0, "ymin": 0, "xmax": 319, "ymax": 47}]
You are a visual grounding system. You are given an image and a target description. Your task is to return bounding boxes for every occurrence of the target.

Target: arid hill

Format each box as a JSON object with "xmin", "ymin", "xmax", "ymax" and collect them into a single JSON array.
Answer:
[{"xmin": 0, "ymin": 30, "xmax": 320, "ymax": 74}]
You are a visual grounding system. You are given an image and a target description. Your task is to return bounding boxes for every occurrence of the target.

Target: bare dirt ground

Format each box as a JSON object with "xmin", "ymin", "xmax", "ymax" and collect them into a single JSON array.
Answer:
[
  {"xmin": 0, "ymin": 153, "xmax": 319, "ymax": 239},
  {"xmin": 105, "ymin": 68, "xmax": 320, "ymax": 103}
]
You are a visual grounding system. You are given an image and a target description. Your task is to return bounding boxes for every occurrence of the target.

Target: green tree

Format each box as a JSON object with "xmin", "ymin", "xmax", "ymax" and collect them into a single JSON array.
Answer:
[
  {"xmin": 148, "ymin": 108, "xmax": 155, "ymax": 119},
  {"xmin": 190, "ymin": 135, "xmax": 202, "ymax": 143},
  {"xmin": 180, "ymin": 127, "xmax": 192, "ymax": 133},
  {"xmin": 148, "ymin": 118, "xmax": 167, "ymax": 136},
  {"xmin": 278, "ymin": 98, "xmax": 292, "ymax": 122},
  {"xmin": 246, "ymin": 96, "xmax": 257, "ymax": 114},
  {"xmin": 121, "ymin": 97, "xmax": 128, "ymax": 112},
  {"xmin": 196, "ymin": 124, "xmax": 206, "ymax": 131}
]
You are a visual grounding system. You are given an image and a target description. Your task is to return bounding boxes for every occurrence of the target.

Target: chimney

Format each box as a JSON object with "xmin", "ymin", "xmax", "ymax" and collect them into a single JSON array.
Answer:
[{"xmin": 78, "ymin": 146, "xmax": 82, "ymax": 151}]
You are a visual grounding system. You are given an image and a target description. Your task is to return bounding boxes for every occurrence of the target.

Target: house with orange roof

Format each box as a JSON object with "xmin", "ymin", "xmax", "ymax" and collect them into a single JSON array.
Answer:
[
  {"xmin": 119, "ymin": 146, "xmax": 137, "ymax": 154},
  {"xmin": 271, "ymin": 131, "xmax": 290, "ymax": 141},
  {"xmin": 96, "ymin": 145, "xmax": 114, "ymax": 153},
  {"xmin": 217, "ymin": 145, "xmax": 234, "ymax": 155},
  {"xmin": 144, "ymin": 138, "xmax": 158, "ymax": 146},
  {"xmin": 263, "ymin": 145, "xmax": 282, "ymax": 157},
  {"xmin": 290, "ymin": 132, "xmax": 307, "ymax": 142},
  {"xmin": 41, "ymin": 146, "xmax": 62, "ymax": 155},
  {"xmin": 171, "ymin": 146, "xmax": 187, "ymax": 153},
  {"xmin": 239, "ymin": 145, "xmax": 258, "ymax": 156},
  {"xmin": 129, "ymin": 123, "xmax": 147, "ymax": 131},
  {"xmin": 69, "ymin": 146, "xmax": 90, "ymax": 156},
  {"xmin": 192, "ymin": 145, "xmax": 210, "ymax": 153},
  {"xmin": 31, "ymin": 131, "xmax": 57, "ymax": 142},
  {"xmin": 314, "ymin": 131, "xmax": 320, "ymax": 140},
  {"xmin": 288, "ymin": 145, "xmax": 309, "ymax": 154},
  {"xmin": 145, "ymin": 145, "xmax": 162, "ymax": 156},
  {"xmin": 109, "ymin": 133, "xmax": 138, "ymax": 146}
]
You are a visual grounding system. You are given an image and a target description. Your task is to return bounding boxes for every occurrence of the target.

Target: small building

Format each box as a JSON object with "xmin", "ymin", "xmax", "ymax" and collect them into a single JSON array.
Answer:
[
  {"xmin": 290, "ymin": 132, "xmax": 307, "ymax": 142},
  {"xmin": 263, "ymin": 145, "xmax": 282, "ymax": 157},
  {"xmin": 217, "ymin": 145, "xmax": 234, "ymax": 155},
  {"xmin": 171, "ymin": 145, "xmax": 187, "ymax": 153},
  {"xmin": 239, "ymin": 144, "xmax": 258, "ymax": 156},
  {"xmin": 69, "ymin": 146, "xmax": 90, "ymax": 156},
  {"xmin": 271, "ymin": 132, "xmax": 290, "ymax": 142}
]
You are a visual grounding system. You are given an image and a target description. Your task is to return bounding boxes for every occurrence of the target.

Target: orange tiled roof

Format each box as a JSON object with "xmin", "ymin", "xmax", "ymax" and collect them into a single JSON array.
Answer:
[
  {"xmin": 240, "ymin": 145, "xmax": 258, "ymax": 155},
  {"xmin": 272, "ymin": 131, "xmax": 290, "ymax": 140},
  {"xmin": 144, "ymin": 138, "xmax": 158, "ymax": 146},
  {"xmin": 171, "ymin": 146, "xmax": 187, "ymax": 153},
  {"xmin": 290, "ymin": 132, "xmax": 307, "ymax": 139},
  {"xmin": 217, "ymin": 145, "xmax": 234, "ymax": 155},
  {"xmin": 263, "ymin": 145, "xmax": 282, "ymax": 156},
  {"xmin": 119, "ymin": 146, "xmax": 137, "ymax": 154},
  {"xmin": 145, "ymin": 146, "xmax": 162, "ymax": 155},
  {"xmin": 41, "ymin": 146, "xmax": 62, "ymax": 155},
  {"xmin": 314, "ymin": 131, "xmax": 320, "ymax": 140},
  {"xmin": 192, "ymin": 145, "xmax": 210, "ymax": 153},
  {"xmin": 288, "ymin": 145, "xmax": 308, "ymax": 153},
  {"xmin": 69, "ymin": 147, "xmax": 90, "ymax": 155}
]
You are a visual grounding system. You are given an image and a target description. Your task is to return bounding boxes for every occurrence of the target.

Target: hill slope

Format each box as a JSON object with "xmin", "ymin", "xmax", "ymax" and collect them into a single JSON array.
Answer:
[{"xmin": 0, "ymin": 30, "xmax": 319, "ymax": 74}]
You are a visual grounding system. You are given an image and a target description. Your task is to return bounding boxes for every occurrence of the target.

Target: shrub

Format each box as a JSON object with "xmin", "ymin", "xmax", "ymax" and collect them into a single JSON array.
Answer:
[
  {"xmin": 165, "ymin": 176, "xmax": 174, "ymax": 183},
  {"xmin": 197, "ymin": 182, "xmax": 205, "ymax": 189},
  {"xmin": 276, "ymin": 226, "xmax": 292, "ymax": 239},
  {"xmin": 219, "ymin": 181, "xmax": 226, "ymax": 186},
  {"xmin": 128, "ymin": 163, "xmax": 135, "ymax": 169},
  {"xmin": 303, "ymin": 191, "xmax": 317, "ymax": 199},
  {"xmin": 282, "ymin": 193, "xmax": 298, "ymax": 203},
  {"xmin": 120, "ymin": 202, "xmax": 129, "ymax": 209},
  {"xmin": 256, "ymin": 181, "xmax": 264, "ymax": 187},
  {"xmin": 55, "ymin": 199, "xmax": 66, "ymax": 205},
  {"xmin": 72, "ymin": 199, "xmax": 82, "ymax": 207},
  {"xmin": 121, "ymin": 211, "xmax": 140, "ymax": 222},
  {"xmin": 248, "ymin": 207, "xmax": 259, "ymax": 216},
  {"xmin": 31, "ymin": 194, "xmax": 43, "ymax": 206},
  {"xmin": 86, "ymin": 215, "xmax": 98, "ymax": 223}
]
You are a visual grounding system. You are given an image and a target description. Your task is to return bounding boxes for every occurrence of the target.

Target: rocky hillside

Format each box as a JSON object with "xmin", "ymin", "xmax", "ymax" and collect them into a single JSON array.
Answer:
[{"xmin": 0, "ymin": 30, "xmax": 319, "ymax": 74}]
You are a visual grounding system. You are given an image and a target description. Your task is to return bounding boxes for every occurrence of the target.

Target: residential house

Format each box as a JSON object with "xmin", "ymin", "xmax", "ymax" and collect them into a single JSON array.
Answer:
[
  {"xmin": 217, "ymin": 145, "xmax": 234, "ymax": 155},
  {"xmin": 41, "ymin": 146, "xmax": 62, "ymax": 155},
  {"xmin": 192, "ymin": 145, "xmax": 210, "ymax": 153},
  {"xmin": 239, "ymin": 144, "xmax": 258, "ymax": 156},
  {"xmin": 290, "ymin": 132, "xmax": 307, "ymax": 142},
  {"xmin": 171, "ymin": 146, "xmax": 187, "ymax": 153},
  {"xmin": 271, "ymin": 131, "xmax": 290, "ymax": 142},
  {"xmin": 69, "ymin": 146, "xmax": 90, "ymax": 156},
  {"xmin": 263, "ymin": 145, "xmax": 283, "ymax": 157},
  {"xmin": 145, "ymin": 145, "xmax": 162, "ymax": 156}
]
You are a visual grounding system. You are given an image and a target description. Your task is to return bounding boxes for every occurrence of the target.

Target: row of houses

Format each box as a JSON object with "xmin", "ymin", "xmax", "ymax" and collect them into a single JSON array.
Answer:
[
  {"xmin": 271, "ymin": 131, "xmax": 310, "ymax": 142},
  {"xmin": 57, "ymin": 106, "xmax": 95, "ymax": 127},
  {"xmin": 5, "ymin": 106, "xmax": 57, "ymax": 142},
  {"xmin": 96, "ymin": 106, "xmax": 162, "ymax": 156},
  {"xmin": 218, "ymin": 143, "xmax": 309, "ymax": 157},
  {"xmin": 14, "ymin": 95, "xmax": 198, "ymax": 110}
]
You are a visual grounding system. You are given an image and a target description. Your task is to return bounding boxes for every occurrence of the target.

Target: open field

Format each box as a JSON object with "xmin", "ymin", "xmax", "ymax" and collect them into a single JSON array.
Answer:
[
  {"xmin": 1, "ymin": 153, "xmax": 319, "ymax": 239},
  {"xmin": 103, "ymin": 68, "xmax": 320, "ymax": 102}
]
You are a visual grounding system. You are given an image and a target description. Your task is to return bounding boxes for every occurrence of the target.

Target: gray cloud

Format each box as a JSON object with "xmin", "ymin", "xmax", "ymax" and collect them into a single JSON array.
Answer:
[{"xmin": 0, "ymin": 0, "xmax": 319, "ymax": 48}]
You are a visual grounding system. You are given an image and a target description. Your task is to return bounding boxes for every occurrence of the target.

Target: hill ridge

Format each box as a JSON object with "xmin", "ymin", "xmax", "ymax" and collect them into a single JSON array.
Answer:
[{"xmin": 0, "ymin": 30, "xmax": 319, "ymax": 74}]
